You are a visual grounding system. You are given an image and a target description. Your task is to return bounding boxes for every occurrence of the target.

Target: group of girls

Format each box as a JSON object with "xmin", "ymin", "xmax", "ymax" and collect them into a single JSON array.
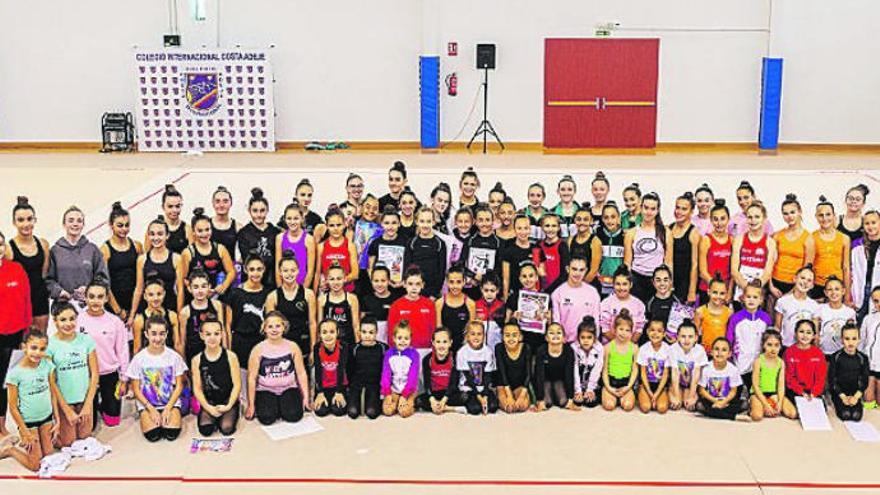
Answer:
[{"xmin": 2, "ymin": 163, "xmax": 880, "ymax": 471}]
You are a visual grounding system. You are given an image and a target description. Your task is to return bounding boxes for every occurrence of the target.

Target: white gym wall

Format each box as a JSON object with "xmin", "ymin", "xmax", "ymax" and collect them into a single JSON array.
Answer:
[{"xmin": 0, "ymin": 0, "xmax": 877, "ymax": 144}]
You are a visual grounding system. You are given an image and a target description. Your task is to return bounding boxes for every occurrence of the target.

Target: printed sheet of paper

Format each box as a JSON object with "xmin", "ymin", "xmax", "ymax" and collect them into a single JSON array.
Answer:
[
  {"xmin": 261, "ymin": 415, "xmax": 324, "ymax": 441},
  {"xmin": 518, "ymin": 290, "xmax": 550, "ymax": 334},
  {"xmin": 795, "ymin": 396, "xmax": 832, "ymax": 431},
  {"xmin": 190, "ymin": 437, "xmax": 234, "ymax": 453},
  {"xmin": 844, "ymin": 421, "xmax": 880, "ymax": 442},
  {"xmin": 377, "ymin": 245, "xmax": 405, "ymax": 284}
]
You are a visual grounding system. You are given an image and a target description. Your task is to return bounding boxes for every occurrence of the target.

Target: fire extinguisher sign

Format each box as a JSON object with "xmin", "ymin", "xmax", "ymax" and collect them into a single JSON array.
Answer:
[{"xmin": 448, "ymin": 42, "xmax": 458, "ymax": 56}]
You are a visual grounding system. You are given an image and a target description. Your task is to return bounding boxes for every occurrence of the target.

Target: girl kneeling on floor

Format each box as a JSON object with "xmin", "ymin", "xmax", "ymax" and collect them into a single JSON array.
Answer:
[
  {"xmin": 1, "ymin": 328, "xmax": 61, "ymax": 471},
  {"xmin": 128, "ymin": 314, "xmax": 188, "ymax": 442},
  {"xmin": 697, "ymin": 337, "xmax": 741, "ymax": 421},
  {"xmin": 602, "ymin": 309, "xmax": 639, "ymax": 411},
  {"xmin": 454, "ymin": 321, "xmax": 499, "ymax": 415},
  {"xmin": 313, "ymin": 320, "xmax": 349, "ymax": 417},
  {"xmin": 750, "ymin": 329, "xmax": 797, "ymax": 421},
  {"xmin": 534, "ymin": 322, "xmax": 577, "ymax": 411},
  {"xmin": 381, "ymin": 321, "xmax": 420, "ymax": 418},
  {"xmin": 192, "ymin": 314, "xmax": 241, "ymax": 436},
  {"xmin": 246, "ymin": 311, "xmax": 310, "ymax": 425},
  {"xmin": 637, "ymin": 318, "xmax": 671, "ymax": 414},
  {"xmin": 47, "ymin": 302, "xmax": 99, "ymax": 447}
]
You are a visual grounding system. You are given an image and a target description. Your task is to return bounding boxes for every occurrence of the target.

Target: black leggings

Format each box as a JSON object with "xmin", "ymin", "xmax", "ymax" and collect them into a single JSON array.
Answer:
[
  {"xmin": 698, "ymin": 397, "xmax": 739, "ymax": 421},
  {"xmin": 831, "ymin": 394, "xmax": 864, "ymax": 422},
  {"xmin": 541, "ymin": 380, "xmax": 570, "ymax": 408},
  {"xmin": 94, "ymin": 372, "xmax": 122, "ymax": 425},
  {"xmin": 0, "ymin": 331, "xmax": 23, "ymax": 416},
  {"xmin": 415, "ymin": 390, "xmax": 464, "ymax": 411},
  {"xmin": 255, "ymin": 389, "xmax": 303, "ymax": 425},
  {"xmin": 455, "ymin": 390, "xmax": 498, "ymax": 415},
  {"xmin": 347, "ymin": 384, "xmax": 381, "ymax": 420},
  {"xmin": 314, "ymin": 388, "xmax": 347, "ymax": 418},
  {"xmin": 198, "ymin": 402, "xmax": 240, "ymax": 436}
]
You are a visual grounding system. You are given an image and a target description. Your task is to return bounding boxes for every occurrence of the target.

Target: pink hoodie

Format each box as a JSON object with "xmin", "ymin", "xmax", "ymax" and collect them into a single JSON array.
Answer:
[
  {"xmin": 599, "ymin": 295, "xmax": 646, "ymax": 338},
  {"xmin": 77, "ymin": 311, "xmax": 130, "ymax": 380}
]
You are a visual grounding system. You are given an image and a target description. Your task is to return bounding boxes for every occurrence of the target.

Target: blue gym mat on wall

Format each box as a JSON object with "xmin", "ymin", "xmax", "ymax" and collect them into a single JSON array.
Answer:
[
  {"xmin": 420, "ymin": 56, "xmax": 440, "ymax": 149},
  {"xmin": 759, "ymin": 57, "xmax": 783, "ymax": 150}
]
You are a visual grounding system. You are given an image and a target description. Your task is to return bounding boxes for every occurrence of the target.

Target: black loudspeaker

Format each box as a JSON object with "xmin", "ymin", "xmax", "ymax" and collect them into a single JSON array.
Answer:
[{"xmin": 476, "ymin": 44, "xmax": 496, "ymax": 69}]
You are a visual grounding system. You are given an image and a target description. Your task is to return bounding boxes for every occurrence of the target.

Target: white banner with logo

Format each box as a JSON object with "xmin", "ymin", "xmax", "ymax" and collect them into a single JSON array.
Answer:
[{"xmin": 134, "ymin": 48, "xmax": 275, "ymax": 152}]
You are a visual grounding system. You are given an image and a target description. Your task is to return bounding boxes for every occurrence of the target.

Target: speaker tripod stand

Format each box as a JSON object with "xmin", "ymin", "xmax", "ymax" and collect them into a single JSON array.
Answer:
[{"xmin": 467, "ymin": 67, "xmax": 504, "ymax": 154}]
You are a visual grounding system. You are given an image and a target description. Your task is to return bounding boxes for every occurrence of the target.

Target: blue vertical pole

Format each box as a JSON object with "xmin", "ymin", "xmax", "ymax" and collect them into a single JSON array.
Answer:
[
  {"xmin": 420, "ymin": 56, "xmax": 440, "ymax": 149},
  {"xmin": 759, "ymin": 57, "xmax": 783, "ymax": 150}
]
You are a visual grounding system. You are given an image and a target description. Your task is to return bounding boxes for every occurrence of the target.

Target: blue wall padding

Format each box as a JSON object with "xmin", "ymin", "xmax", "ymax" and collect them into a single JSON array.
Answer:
[
  {"xmin": 420, "ymin": 56, "xmax": 440, "ymax": 149},
  {"xmin": 759, "ymin": 57, "xmax": 783, "ymax": 150}
]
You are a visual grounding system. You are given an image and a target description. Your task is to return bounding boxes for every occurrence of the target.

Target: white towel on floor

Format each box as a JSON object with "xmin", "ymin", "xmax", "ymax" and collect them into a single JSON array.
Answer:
[
  {"xmin": 62, "ymin": 437, "xmax": 112, "ymax": 461},
  {"xmin": 39, "ymin": 452, "xmax": 71, "ymax": 478}
]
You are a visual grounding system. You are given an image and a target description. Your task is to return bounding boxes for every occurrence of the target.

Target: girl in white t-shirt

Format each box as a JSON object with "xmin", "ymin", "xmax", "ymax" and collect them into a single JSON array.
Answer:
[
  {"xmin": 669, "ymin": 320, "xmax": 707, "ymax": 411},
  {"xmin": 697, "ymin": 337, "xmax": 742, "ymax": 421},
  {"xmin": 774, "ymin": 265, "xmax": 820, "ymax": 348},
  {"xmin": 127, "ymin": 314, "xmax": 188, "ymax": 442},
  {"xmin": 814, "ymin": 276, "xmax": 856, "ymax": 355},
  {"xmin": 637, "ymin": 318, "xmax": 671, "ymax": 414}
]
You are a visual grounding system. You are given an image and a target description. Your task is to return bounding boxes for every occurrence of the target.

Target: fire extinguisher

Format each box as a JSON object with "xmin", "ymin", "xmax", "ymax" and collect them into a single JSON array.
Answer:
[{"xmin": 445, "ymin": 72, "xmax": 457, "ymax": 96}]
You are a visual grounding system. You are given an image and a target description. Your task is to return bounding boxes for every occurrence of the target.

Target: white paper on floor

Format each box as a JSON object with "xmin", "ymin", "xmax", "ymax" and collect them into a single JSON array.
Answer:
[
  {"xmin": 844, "ymin": 421, "xmax": 880, "ymax": 442},
  {"xmin": 261, "ymin": 416, "xmax": 323, "ymax": 441},
  {"xmin": 795, "ymin": 397, "xmax": 832, "ymax": 431}
]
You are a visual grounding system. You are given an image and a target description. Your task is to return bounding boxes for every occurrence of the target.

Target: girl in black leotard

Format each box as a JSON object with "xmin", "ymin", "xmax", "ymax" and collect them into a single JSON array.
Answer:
[
  {"xmin": 132, "ymin": 277, "xmax": 179, "ymax": 354},
  {"xmin": 179, "ymin": 208, "xmax": 235, "ymax": 313},
  {"xmin": 226, "ymin": 255, "xmax": 271, "ymax": 363},
  {"xmin": 264, "ymin": 250, "xmax": 317, "ymax": 358},
  {"xmin": 210, "ymin": 186, "xmax": 238, "ymax": 262},
  {"xmin": 192, "ymin": 314, "xmax": 241, "ymax": 437},
  {"xmin": 436, "ymin": 265, "xmax": 475, "ymax": 352},
  {"xmin": 670, "ymin": 192, "xmax": 701, "ymax": 304},
  {"xmin": 101, "ymin": 202, "xmax": 143, "ymax": 323},
  {"xmin": 158, "ymin": 184, "xmax": 191, "ymax": 255},
  {"xmin": 132, "ymin": 216, "xmax": 181, "ymax": 325},
  {"xmin": 6, "ymin": 196, "xmax": 51, "ymax": 330},
  {"xmin": 179, "ymin": 269, "xmax": 225, "ymax": 363}
]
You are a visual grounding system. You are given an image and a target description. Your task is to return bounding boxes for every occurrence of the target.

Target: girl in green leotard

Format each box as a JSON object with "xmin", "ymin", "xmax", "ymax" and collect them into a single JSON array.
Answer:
[{"xmin": 749, "ymin": 329, "xmax": 797, "ymax": 421}]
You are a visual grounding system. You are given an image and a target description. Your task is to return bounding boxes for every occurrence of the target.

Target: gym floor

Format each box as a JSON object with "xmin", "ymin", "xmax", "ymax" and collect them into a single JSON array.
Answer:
[{"xmin": 1, "ymin": 148, "xmax": 879, "ymax": 495}]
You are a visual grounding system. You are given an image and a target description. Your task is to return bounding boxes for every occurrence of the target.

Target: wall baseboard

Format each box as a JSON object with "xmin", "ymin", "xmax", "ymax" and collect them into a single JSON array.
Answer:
[{"xmin": 1, "ymin": 141, "xmax": 878, "ymax": 154}]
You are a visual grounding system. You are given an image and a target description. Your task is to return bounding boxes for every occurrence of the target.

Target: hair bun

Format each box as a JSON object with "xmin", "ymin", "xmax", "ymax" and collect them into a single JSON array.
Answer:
[
  {"xmin": 682, "ymin": 191, "xmax": 694, "ymax": 200},
  {"xmin": 298, "ymin": 178, "xmax": 311, "ymax": 187},
  {"xmin": 581, "ymin": 315, "xmax": 596, "ymax": 325},
  {"xmin": 581, "ymin": 201, "xmax": 592, "ymax": 211},
  {"xmin": 156, "ymin": 214, "xmax": 165, "ymax": 222},
  {"xmin": 561, "ymin": 174, "xmax": 574, "ymax": 181},
  {"xmin": 632, "ymin": 183, "xmax": 639, "ymax": 188},
  {"xmin": 618, "ymin": 308, "xmax": 631, "ymax": 318},
  {"xmin": 382, "ymin": 204, "xmax": 397, "ymax": 215},
  {"xmin": 595, "ymin": 171, "xmax": 606, "ymax": 179},
  {"xmin": 16, "ymin": 196, "xmax": 29, "ymax": 206},
  {"xmin": 739, "ymin": 180, "xmax": 751, "ymax": 188},
  {"xmin": 250, "ymin": 187, "xmax": 264, "ymax": 199},
  {"xmin": 165, "ymin": 184, "xmax": 177, "ymax": 193},
  {"xmin": 392, "ymin": 161, "xmax": 406, "ymax": 172},
  {"xmin": 818, "ymin": 195, "xmax": 828, "ymax": 203},
  {"xmin": 193, "ymin": 207, "xmax": 205, "ymax": 217},
  {"xmin": 858, "ymin": 184, "xmax": 871, "ymax": 196},
  {"xmin": 714, "ymin": 198, "xmax": 726, "ymax": 207},
  {"xmin": 492, "ymin": 182, "xmax": 504, "ymax": 190},
  {"xmin": 111, "ymin": 201, "xmax": 124, "ymax": 211},
  {"xmin": 785, "ymin": 193, "xmax": 797, "ymax": 201},
  {"xmin": 466, "ymin": 166, "xmax": 474, "ymax": 172}
]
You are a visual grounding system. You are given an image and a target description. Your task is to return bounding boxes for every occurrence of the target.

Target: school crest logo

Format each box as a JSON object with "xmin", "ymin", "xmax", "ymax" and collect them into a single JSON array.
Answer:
[{"xmin": 184, "ymin": 73, "xmax": 220, "ymax": 115}]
